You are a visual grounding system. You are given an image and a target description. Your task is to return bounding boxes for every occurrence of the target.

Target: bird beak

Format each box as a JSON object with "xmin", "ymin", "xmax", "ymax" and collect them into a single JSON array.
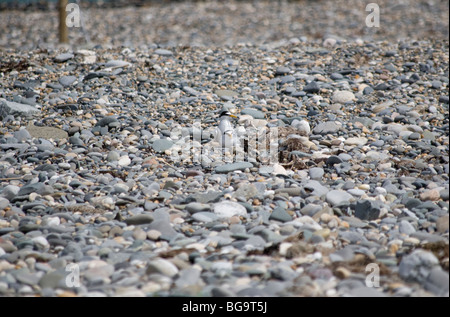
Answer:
[{"xmin": 229, "ymin": 114, "xmax": 237, "ymax": 118}]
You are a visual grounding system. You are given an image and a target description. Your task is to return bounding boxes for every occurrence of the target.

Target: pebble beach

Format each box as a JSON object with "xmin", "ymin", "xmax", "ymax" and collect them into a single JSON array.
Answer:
[{"xmin": 0, "ymin": 0, "xmax": 449, "ymax": 297}]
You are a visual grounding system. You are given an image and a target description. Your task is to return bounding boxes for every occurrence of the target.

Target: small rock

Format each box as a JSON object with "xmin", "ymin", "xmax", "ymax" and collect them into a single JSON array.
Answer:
[
  {"xmin": 332, "ymin": 91, "xmax": 355, "ymax": 103},
  {"xmin": 214, "ymin": 201, "xmax": 247, "ymax": 218}
]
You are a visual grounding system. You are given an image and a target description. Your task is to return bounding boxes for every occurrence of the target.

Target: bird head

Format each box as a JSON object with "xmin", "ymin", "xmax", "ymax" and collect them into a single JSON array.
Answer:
[{"xmin": 219, "ymin": 110, "xmax": 237, "ymax": 119}]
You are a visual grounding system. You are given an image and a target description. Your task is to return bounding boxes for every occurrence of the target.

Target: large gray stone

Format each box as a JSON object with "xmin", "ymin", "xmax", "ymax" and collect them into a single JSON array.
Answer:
[
  {"xmin": 0, "ymin": 98, "xmax": 41, "ymax": 119},
  {"xmin": 355, "ymin": 200, "xmax": 381, "ymax": 221},
  {"xmin": 399, "ymin": 250, "xmax": 440, "ymax": 284},
  {"xmin": 152, "ymin": 139, "xmax": 174, "ymax": 153}
]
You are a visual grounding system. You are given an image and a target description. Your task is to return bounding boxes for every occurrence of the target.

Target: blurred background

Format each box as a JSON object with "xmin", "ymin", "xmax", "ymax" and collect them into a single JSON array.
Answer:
[{"xmin": 0, "ymin": 0, "xmax": 448, "ymax": 50}]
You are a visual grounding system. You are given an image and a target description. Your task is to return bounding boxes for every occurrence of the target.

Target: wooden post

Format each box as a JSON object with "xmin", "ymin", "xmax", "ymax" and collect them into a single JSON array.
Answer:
[{"xmin": 59, "ymin": 0, "xmax": 68, "ymax": 43}]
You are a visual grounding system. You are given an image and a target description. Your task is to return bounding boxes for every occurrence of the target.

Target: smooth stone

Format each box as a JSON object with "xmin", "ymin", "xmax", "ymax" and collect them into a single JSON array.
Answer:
[
  {"xmin": 146, "ymin": 258, "xmax": 178, "ymax": 277},
  {"xmin": 326, "ymin": 155, "xmax": 343, "ymax": 165},
  {"xmin": 124, "ymin": 214, "xmax": 154, "ymax": 226},
  {"xmin": 214, "ymin": 201, "xmax": 247, "ymax": 218},
  {"xmin": 175, "ymin": 268, "xmax": 202, "ymax": 289},
  {"xmin": 38, "ymin": 271, "xmax": 66, "ymax": 289},
  {"xmin": 332, "ymin": 91, "xmax": 355, "ymax": 103},
  {"xmin": 275, "ymin": 66, "xmax": 291, "ymax": 76},
  {"xmin": 58, "ymin": 76, "xmax": 77, "ymax": 87},
  {"xmin": 215, "ymin": 89, "xmax": 238, "ymax": 100},
  {"xmin": 0, "ymin": 198, "xmax": 9, "ymax": 210},
  {"xmin": 191, "ymin": 212, "xmax": 218, "ymax": 223},
  {"xmin": 399, "ymin": 220, "xmax": 416, "ymax": 235},
  {"xmin": 215, "ymin": 162, "xmax": 253, "ymax": 173},
  {"xmin": 326, "ymin": 190, "xmax": 353, "ymax": 206},
  {"xmin": 347, "ymin": 188, "xmax": 365, "ymax": 197},
  {"xmin": 13, "ymin": 129, "xmax": 32, "ymax": 142},
  {"xmin": 241, "ymin": 108, "xmax": 265, "ymax": 119},
  {"xmin": 424, "ymin": 267, "xmax": 449, "ymax": 296},
  {"xmin": 152, "ymin": 139, "xmax": 174, "ymax": 153},
  {"xmin": 185, "ymin": 202, "xmax": 211, "ymax": 214},
  {"xmin": 105, "ymin": 60, "xmax": 131, "ymax": 68},
  {"xmin": 154, "ymin": 49, "xmax": 174, "ymax": 56},
  {"xmin": 54, "ymin": 53, "xmax": 74, "ymax": 62},
  {"xmin": 309, "ymin": 167, "xmax": 324, "ymax": 180},
  {"xmin": 344, "ymin": 137, "xmax": 367, "ymax": 147}
]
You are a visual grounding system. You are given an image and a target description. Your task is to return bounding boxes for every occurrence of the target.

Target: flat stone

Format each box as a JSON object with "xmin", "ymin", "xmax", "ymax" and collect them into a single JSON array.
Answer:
[
  {"xmin": 54, "ymin": 53, "xmax": 74, "ymax": 62},
  {"xmin": 185, "ymin": 202, "xmax": 211, "ymax": 214},
  {"xmin": 241, "ymin": 108, "xmax": 265, "ymax": 119},
  {"xmin": 326, "ymin": 190, "xmax": 353, "ymax": 206},
  {"xmin": 215, "ymin": 162, "xmax": 253, "ymax": 173},
  {"xmin": 105, "ymin": 60, "xmax": 131, "ymax": 68},
  {"xmin": 154, "ymin": 49, "xmax": 174, "ymax": 56},
  {"xmin": 215, "ymin": 89, "xmax": 238, "ymax": 100},
  {"xmin": 191, "ymin": 212, "xmax": 218, "ymax": 223},
  {"xmin": 275, "ymin": 66, "xmax": 291, "ymax": 76},
  {"xmin": 124, "ymin": 214, "xmax": 154, "ymax": 226},
  {"xmin": 269, "ymin": 207, "xmax": 293, "ymax": 223},
  {"xmin": 96, "ymin": 116, "xmax": 118, "ymax": 127},
  {"xmin": 26, "ymin": 125, "xmax": 68, "ymax": 140}
]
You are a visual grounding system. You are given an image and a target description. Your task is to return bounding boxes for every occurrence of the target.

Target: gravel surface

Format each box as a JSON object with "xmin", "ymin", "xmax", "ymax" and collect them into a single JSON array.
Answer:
[{"xmin": 0, "ymin": 0, "xmax": 448, "ymax": 297}]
